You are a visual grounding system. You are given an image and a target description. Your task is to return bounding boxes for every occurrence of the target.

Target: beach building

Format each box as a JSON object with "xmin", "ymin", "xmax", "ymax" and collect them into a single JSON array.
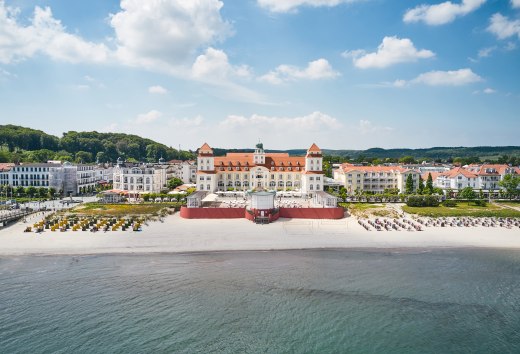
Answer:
[
  {"xmin": 427, "ymin": 164, "xmax": 520, "ymax": 196},
  {"xmin": 195, "ymin": 142, "xmax": 325, "ymax": 196},
  {"xmin": 333, "ymin": 163, "xmax": 420, "ymax": 194},
  {"xmin": 166, "ymin": 160, "xmax": 197, "ymax": 184},
  {"xmin": 112, "ymin": 162, "xmax": 167, "ymax": 196}
]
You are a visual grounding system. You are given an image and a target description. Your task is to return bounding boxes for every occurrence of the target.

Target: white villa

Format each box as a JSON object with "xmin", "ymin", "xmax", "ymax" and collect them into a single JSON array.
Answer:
[
  {"xmin": 333, "ymin": 163, "xmax": 420, "ymax": 194},
  {"xmin": 426, "ymin": 164, "xmax": 520, "ymax": 195},
  {"xmin": 112, "ymin": 163, "xmax": 167, "ymax": 195},
  {"xmin": 196, "ymin": 142, "xmax": 325, "ymax": 195}
]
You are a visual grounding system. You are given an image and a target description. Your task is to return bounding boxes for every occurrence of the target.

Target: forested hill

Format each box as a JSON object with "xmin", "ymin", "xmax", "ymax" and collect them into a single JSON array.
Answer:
[
  {"xmin": 0, "ymin": 125, "xmax": 195, "ymax": 163},
  {"xmin": 214, "ymin": 146, "xmax": 520, "ymax": 164}
]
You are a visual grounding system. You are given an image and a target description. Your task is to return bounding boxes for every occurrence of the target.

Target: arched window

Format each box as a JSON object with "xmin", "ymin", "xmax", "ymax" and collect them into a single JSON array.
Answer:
[
  {"xmin": 218, "ymin": 181, "xmax": 224, "ymax": 187},
  {"xmin": 316, "ymin": 184, "xmax": 320, "ymax": 190},
  {"xmin": 286, "ymin": 181, "xmax": 292, "ymax": 187},
  {"xmin": 269, "ymin": 181, "xmax": 276, "ymax": 187},
  {"xmin": 310, "ymin": 184, "xmax": 314, "ymax": 190},
  {"xmin": 130, "ymin": 177, "xmax": 134, "ymax": 184},
  {"xmin": 227, "ymin": 181, "xmax": 233, "ymax": 186},
  {"xmin": 243, "ymin": 181, "xmax": 249, "ymax": 187},
  {"xmin": 235, "ymin": 181, "xmax": 241, "ymax": 186},
  {"xmin": 146, "ymin": 177, "xmax": 150, "ymax": 184},
  {"xmin": 278, "ymin": 181, "xmax": 284, "ymax": 187}
]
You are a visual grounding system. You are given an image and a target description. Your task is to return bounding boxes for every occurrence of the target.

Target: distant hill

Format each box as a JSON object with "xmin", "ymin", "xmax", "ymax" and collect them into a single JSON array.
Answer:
[
  {"xmin": 214, "ymin": 146, "xmax": 520, "ymax": 164},
  {"xmin": 1, "ymin": 124, "xmax": 518, "ymax": 164},
  {"xmin": 0, "ymin": 124, "xmax": 195, "ymax": 163}
]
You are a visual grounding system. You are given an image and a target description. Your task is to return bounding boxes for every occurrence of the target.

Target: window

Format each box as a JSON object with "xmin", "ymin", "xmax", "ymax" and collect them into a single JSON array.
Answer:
[
  {"xmin": 200, "ymin": 184, "xmax": 204, "ymax": 190},
  {"xmin": 199, "ymin": 176, "xmax": 204, "ymax": 181},
  {"xmin": 316, "ymin": 177, "xmax": 321, "ymax": 181},
  {"xmin": 278, "ymin": 181, "xmax": 284, "ymax": 187},
  {"xmin": 316, "ymin": 184, "xmax": 320, "ymax": 190},
  {"xmin": 207, "ymin": 184, "xmax": 210, "ymax": 190},
  {"xmin": 310, "ymin": 177, "xmax": 314, "ymax": 181},
  {"xmin": 310, "ymin": 184, "xmax": 314, "ymax": 190}
]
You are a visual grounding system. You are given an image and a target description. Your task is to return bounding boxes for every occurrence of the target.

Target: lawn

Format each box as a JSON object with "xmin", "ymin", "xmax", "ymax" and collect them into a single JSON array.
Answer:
[
  {"xmin": 339, "ymin": 203, "xmax": 383, "ymax": 211},
  {"xmin": 403, "ymin": 203, "xmax": 520, "ymax": 218},
  {"xmin": 495, "ymin": 201, "xmax": 520, "ymax": 208},
  {"xmin": 72, "ymin": 202, "xmax": 183, "ymax": 216}
]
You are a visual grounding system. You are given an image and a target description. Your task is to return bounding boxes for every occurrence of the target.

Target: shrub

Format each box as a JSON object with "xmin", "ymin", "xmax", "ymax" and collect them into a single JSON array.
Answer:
[
  {"xmin": 474, "ymin": 199, "xmax": 487, "ymax": 207},
  {"xmin": 442, "ymin": 199, "xmax": 457, "ymax": 207},
  {"xmin": 406, "ymin": 195, "xmax": 440, "ymax": 207}
]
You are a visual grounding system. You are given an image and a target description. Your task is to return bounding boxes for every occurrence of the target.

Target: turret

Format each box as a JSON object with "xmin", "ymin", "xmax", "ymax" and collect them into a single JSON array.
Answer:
[
  {"xmin": 305, "ymin": 143, "xmax": 322, "ymax": 172},
  {"xmin": 197, "ymin": 143, "xmax": 214, "ymax": 171},
  {"xmin": 254, "ymin": 141, "xmax": 265, "ymax": 165}
]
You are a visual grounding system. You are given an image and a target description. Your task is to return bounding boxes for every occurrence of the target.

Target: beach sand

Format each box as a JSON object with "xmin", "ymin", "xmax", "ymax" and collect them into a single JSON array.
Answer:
[{"xmin": 0, "ymin": 213, "xmax": 519, "ymax": 255}]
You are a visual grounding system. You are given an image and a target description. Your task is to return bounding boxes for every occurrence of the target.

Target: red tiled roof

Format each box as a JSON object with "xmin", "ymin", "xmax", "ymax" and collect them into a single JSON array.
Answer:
[{"xmin": 307, "ymin": 143, "xmax": 321, "ymax": 152}]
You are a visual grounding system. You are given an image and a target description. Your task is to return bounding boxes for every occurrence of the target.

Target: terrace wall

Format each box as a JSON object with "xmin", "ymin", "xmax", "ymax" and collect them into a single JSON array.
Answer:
[{"xmin": 180, "ymin": 206, "xmax": 344, "ymax": 220}]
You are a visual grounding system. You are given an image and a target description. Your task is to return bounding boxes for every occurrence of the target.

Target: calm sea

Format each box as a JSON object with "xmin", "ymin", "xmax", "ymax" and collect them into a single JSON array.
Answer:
[{"xmin": 1, "ymin": 249, "xmax": 519, "ymax": 353}]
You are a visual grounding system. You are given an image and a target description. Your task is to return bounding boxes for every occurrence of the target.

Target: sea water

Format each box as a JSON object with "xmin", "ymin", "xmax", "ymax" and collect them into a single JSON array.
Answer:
[{"xmin": 0, "ymin": 249, "xmax": 519, "ymax": 353}]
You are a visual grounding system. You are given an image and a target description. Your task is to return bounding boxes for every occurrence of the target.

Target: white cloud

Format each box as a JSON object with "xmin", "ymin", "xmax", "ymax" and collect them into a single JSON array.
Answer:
[
  {"xmin": 191, "ymin": 47, "xmax": 251, "ymax": 81},
  {"xmin": 403, "ymin": 0, "xmax": 486, "ymax": 26},
  {"xmin": 169, "ymin": 115, "xmax": 204, "ymax": 128},
  {"xmin": 487, "ymin": 13, "xmax": 520, "ymax": 40},
  {"xmin": 257, "ymin": 0, "xmax": 361, "ymax": 13},
  {"xmin": 392, "ymin": 68, "xmax": 483, "ymax": 87},
  {"xmin": 343, "ymin": 36, "xmax": 435, "ymax": 69},
  {"xmin": 358, "ymin": 120, "xmax": 393, "ymax": 134},
  {"xmin": 75, "ymin": 84, "xmax": 90, "ymax": 91},
  {"xmin": 412, "ymin": 68, "xmax": 483, "ymax": 86},
  {"xmin": 483, "ymin": 88, "xmax": 496, "ymax": 94},
  {"xmin": 148, "ymin": 85, "xmax": 168, "ymax": 94},
  {"xmin": 100, "ymin": 123, "xmax": 119, "ymax": 133},
  {"xmin": 135, "ymin": 110, "xmax": 163, "ymax": 124},
  {"xmin": 0, "ymin": 3, "xmax": 110, "ymax": 64},
  {"xmin": 505, "ymin": 41, "xmax": 517, "ymax": 51},
  {"xmin": 110, "ymin": 0, "xmax": 231, "ymax": 71},
  {"xmin": 512, "ymin": 0, "xmax": 520, "ymax": 8},
  {"xmin": 478, "ymin": 46, "xmax": 496, "ymax": 58},
  {"xmin": 258, "ymin": 58, "xmax": 339, "ymax": 84},
  {"xmin": 220, "ymin": 111, "xmax": 342, "ymax": 130}
]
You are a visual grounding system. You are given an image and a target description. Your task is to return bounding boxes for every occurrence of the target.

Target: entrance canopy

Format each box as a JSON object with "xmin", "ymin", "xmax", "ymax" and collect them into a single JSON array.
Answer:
[{"xmin": 249, "ymin": 191, "xmax": 275, "ymax": 210}]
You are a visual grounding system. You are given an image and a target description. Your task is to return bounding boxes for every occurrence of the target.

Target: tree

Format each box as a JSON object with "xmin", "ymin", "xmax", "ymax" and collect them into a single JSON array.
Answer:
[
  {"xmin": 459, "ymin": 186, "xmax": 476, "ymax": 203},
  {"xmin": 405, "ymin": 174, "xmax": 414, "ymax": 194},
  {"xmin": 167, "ymin": 177, "xmax": 184, "ymax": 190},
  {"xmin": 418, "ymin": 177, "xmax": 425, "ymax": 195},
  {"xmin": 26, "ymin": 186, "xmax": 37, "ymax": 198},
  {"xmin": 38, "ymin": 187, "xmax": 48, "ymax": 199},
  {"xmin": 425, "ymin": 173, "xmax": 434, "ymax": 195},
  {"xmin": 15, "ymin": 186, "xmax": 25, "ymax": 197},
  {"xmin": 48, "ymin": 187, "xmax": 56, "ymax": 199},
  {"xmin": 499, "ymin": 174, "xmax": 520, "ymax": 199},
  {"xmin": 399, "ymin": 156, "xmax": 416, "ymax": 164},
  {"xmin": 75, "ymin": 151, "xmax": 93, "ymax": 163}
]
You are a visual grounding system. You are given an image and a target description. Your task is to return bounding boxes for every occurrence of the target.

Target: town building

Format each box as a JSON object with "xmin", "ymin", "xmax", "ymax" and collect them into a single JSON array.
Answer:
[
  {"xmin": 333, "ymin": 163, "xmax": 420, "ymax": 194},
  {"xmin": 195, "ymin": 142, "xmax": 325, "ymax": 195},
  {"xmin": 427, "ymin": 164, "xmax": 520, "ymax": 196},
  {"xmin": 112, "ymin": 162, "xmax": 167, "ymax": 195}
]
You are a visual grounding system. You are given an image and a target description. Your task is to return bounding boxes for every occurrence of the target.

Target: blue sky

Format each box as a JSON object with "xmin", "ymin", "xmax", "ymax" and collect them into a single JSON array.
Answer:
[{"xmin": 0, "ymin": 0, "xmax": 519, "ymax": 150}]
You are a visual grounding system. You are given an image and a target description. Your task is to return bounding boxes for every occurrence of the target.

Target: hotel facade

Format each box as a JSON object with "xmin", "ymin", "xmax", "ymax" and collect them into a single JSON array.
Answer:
[
  {"xmin": 333, "ymin": 163, "xmax": 421, "ymax": 194},
  {"xmin": 196, "ymin": 142, "xmax": 324, "ymax": 195}
]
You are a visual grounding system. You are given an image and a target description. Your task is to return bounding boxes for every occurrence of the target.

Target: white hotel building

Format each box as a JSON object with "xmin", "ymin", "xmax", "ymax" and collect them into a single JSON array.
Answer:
[
  {"xmin": 112, "ymin": 164, "xmax": 167, "ymax": 194},
  {"xmin": 196, "ymin": 142, "xmax": 324, "ymax": 195}
]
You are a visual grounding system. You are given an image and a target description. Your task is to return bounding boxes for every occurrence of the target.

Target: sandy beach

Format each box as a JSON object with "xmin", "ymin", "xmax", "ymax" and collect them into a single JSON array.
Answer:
[{"xmin": 0, "ymin": 212, "xmax": 519, "ymax": 255}]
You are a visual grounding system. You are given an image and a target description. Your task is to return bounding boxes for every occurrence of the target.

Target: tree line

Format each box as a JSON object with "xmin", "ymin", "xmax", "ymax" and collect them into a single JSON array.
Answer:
[{"xmin": 0, "ymin": 125, "xmax": 196, "ymax": 164}]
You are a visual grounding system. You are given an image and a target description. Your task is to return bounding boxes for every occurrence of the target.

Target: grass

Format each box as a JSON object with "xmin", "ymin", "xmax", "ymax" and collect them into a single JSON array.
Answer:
[
  {"xmin": 495, "ymin": 201, "xmax": 520, "ymax": 208},
  {"xmin": 72, "ymin": 202, "xmax": 183, "ymax": 216},
  {"xmin": 339, "ymin": 203, "xmax": 382, "ymax": 211},
  {"xmin": 403, "ymin": 203, "xmax": 520, "ymax": 218}
]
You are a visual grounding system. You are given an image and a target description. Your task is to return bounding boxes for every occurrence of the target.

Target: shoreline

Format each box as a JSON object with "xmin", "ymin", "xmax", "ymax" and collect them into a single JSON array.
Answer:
[{"xmin": 1, "ymin": 213, "xmax": 519, "ymax": 256}]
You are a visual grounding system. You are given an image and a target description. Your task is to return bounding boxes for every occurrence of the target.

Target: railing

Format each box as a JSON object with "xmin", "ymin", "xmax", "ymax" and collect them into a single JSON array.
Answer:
[{"xmin": 0, "ymin": 209, "xmax": 34, "ymax": 225}]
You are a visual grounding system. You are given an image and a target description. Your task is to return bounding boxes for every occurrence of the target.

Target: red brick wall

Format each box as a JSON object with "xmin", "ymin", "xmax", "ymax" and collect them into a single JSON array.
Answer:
[
  {"xmin": 279, "ymin": 207, "xmax": 344, "ymax": 219},
  {"xmin": 180, "ymin": 206, "xmax": 344, "ymax": 220},
  {"xmin": 180, "ymin": 206, "xmax": 246, "ymax": 219}
]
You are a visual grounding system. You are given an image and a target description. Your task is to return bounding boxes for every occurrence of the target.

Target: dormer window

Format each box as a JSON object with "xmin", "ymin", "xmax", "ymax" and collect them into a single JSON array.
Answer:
[
  {"xmin": 271, "ymin": 167, "xmax": 275, "ymax": 171},
  {"xmin": 280, "ymin": 167, "xmax": 284, "ymax": 171},
  {"xmin": 228, "ymin": 167, "xmax": 232, "ymax": 171},
  {"xmin": 288, "ymin": 167, "xmax": 292, "ymax": 171},
  {"xmin": 236, "ymin": 167, "xmax": 240, "ymax": 171},
  {"xmin": 271, "ymin": 161, "xmax": 274, "ymax": 165},
  {"xmin": 245, "ymin": 167, "xmax": 249, "ymax": 171}
]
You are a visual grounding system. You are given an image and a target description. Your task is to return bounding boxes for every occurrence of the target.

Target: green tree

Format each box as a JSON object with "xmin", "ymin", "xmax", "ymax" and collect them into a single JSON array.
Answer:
[
  {"xmin": 498, "ymin": 174, "xmax": 520, "ymax": 199},
  {"xmin": 459, "ymin": 186, "xmax": 476, "ymax": 203},
  {"xmin": 425, "ymin": 173, "xmax": 434, "ymax": 194},
  {"xmin": 167, "ymin": 177, "xmax": 184, "ymax": 190},
  {"xmin": 26, "ymin": 186, "xmax": 37, "ymax": 198},
  {"xmin": 405, "ymin": 174, "xmax": 414, "ymax": 194},
  {"xmin": 48, "ymin": 187, "xmax": 56, "ymax": 199},
  {"xmin": 418, "ymin": 177, "xmax": 425, "ymax": 195},
  {"xmin": 75, "ymin": 151, "xmax": 93, "ymax": 163},
  {"xmin": 399, "ymin": 156, "xmax": 416, "ymax": 164},
  {"xmin": 38, "ymin": 187, "xmax": 48, "ymax": 199},
  {"xmin": 15, "ymin": 186, "xmax": 25, "ymax": 197}
]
